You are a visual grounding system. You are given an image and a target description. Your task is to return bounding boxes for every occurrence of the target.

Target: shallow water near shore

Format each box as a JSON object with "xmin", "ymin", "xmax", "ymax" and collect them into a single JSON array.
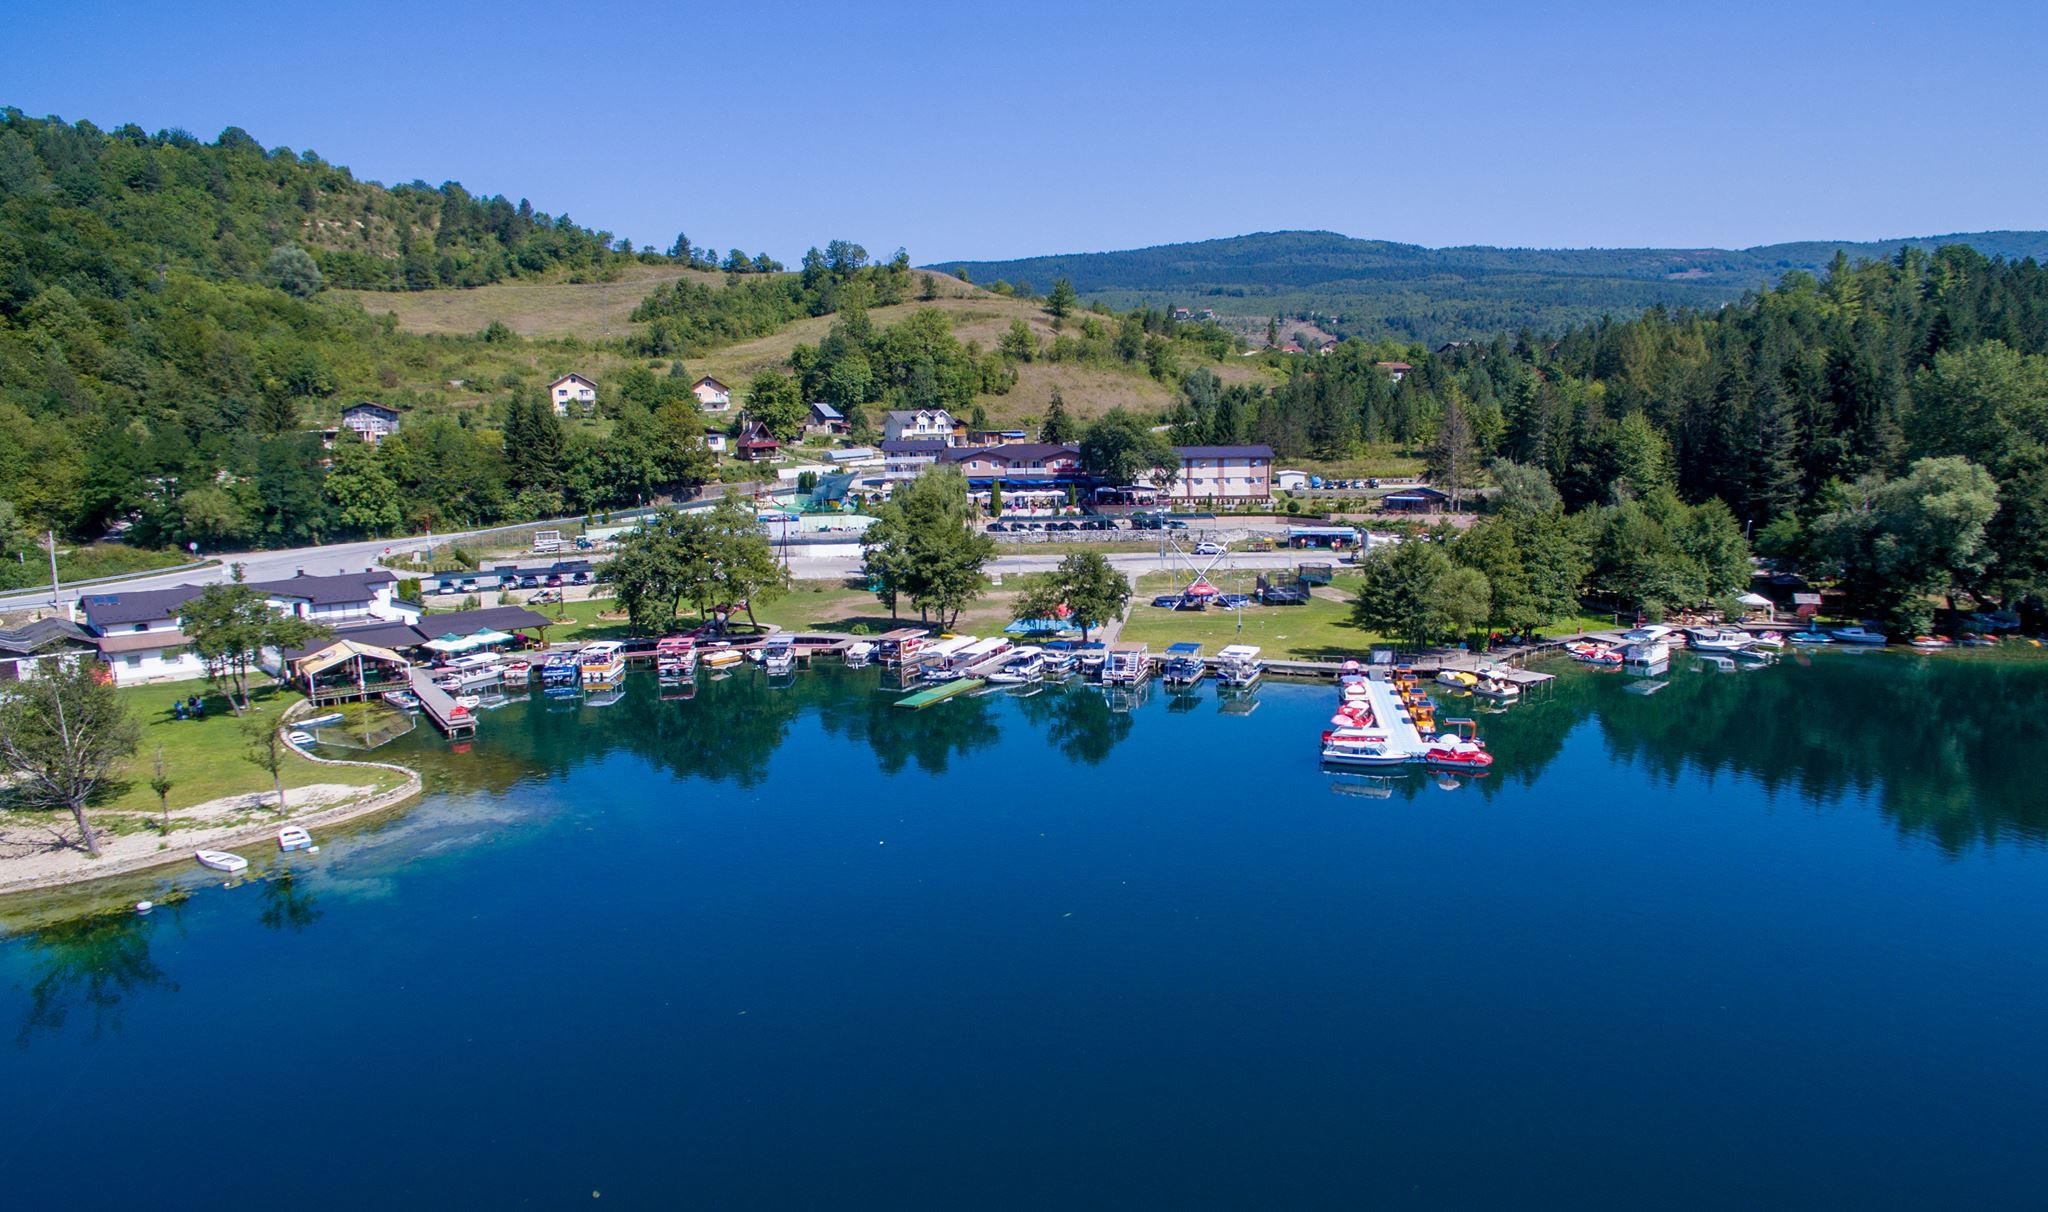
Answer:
[{"xmin": 5, "ymin": 652, "xmax": 2048, "ymax": 1207}]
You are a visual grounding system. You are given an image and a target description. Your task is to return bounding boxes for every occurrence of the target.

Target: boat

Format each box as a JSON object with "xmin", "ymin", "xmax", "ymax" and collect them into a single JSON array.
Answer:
[
  {"xmin": 1686, "ymin": 626, "xmax": 1753, "ymax": 653},
  {"xmin": 1216, "ymin": 644, "xmax": 1264, "ymax": 689},
  {"xmin": 1910, "ymin": 635, "xmax": 1954, "ymax": 650},
  {"xmin": 1788, "ymin": 629, "xmax": 1833, "ymax": 644},
  {"xmin": 1321, "ymin": 727, "xmax": 1410, "ymax": 768},
  {"xmin": 1830, "ymin": 626, "xmax": 1889, "ymax": 646},
  {"xmin": 986, "ymin": 646, "xmax": 1046, "ymax": 684},
  {"xmin": 435, "ymin": 652, "xmax": 506, "ymax": 689},
  {"xmin": 1436, "ymin": 669, "xmax": 1478, "ymax": 689},
  {"xmin": 1161, "ymin": 642, "xmax": 1207, "ymax": 688},
  {"xmin": 762, "ymin": 636, "xmax": 797, "ymax": 677},
  {"xmin": 1566, "ymin": 641, "xmax": 1623, "ymax": 666},
  {"xmin": 955, "ymin": 636, "xmax": 1014, "ymax": 675},
  {"xmin": 1422, "ymin": 733, "xmax": 1494, "ymax": 770},
  {"xmin": 1750, "ymin": 631, "xmax": 1785, "ymax": 650},
  {"xmin": 383, "ymin": 690, "xmax": 421, "ymax": 710},
  {"xmin": 656, "ymin": 635, "xmax": 697, "ymax": 683},
  {"xmin": 1619, "ymin": 624, "xmax": 1673, "ymax": 665},
  {"xmin": 300, "ymin": 712, "xmax": 343, "ymax": 726},
  {"xmin": 539, "ymin": 651, "xmax": 581, "ymax": 686},
  {"xmin": 579, "ymin": 641, "xmax": 627, "ymax": 688},
  {"xmin": 1471, "ymin": 674, "xmax": 1521, "ymax": 702},
  {"xmin": 844, "ymin": 641, "xmax": 874, "ymax": 668},
  {"xmin": 195, "ymin": 849, "xmax": 248, "ymax": 874},
  {"xmin": 500, "ymin": 659, "xmax": 532, "ymax": 681},
  {"xmin": 700, "ymin": 645, "xmax": 744, "ymax": 670},
  {"xmin": 1960, "ymin": 633, "xmax": 1997, "ymax": 648},
  {"xmin": 917, "ymin": 636, "xmax": 977, "ymax": 681},
  {"xmin": 286, "ymin": 730, "xmax": 315, "ymax": 746},
  {"xmin": 1101, "ymin": 641, "xmax": 1150, "ymax": 686},
  {"xmin": 454, "ymin": 693, "xmax": 482, "ymax": 709},
  {"xmin": 1041, "ymin": 650, "xmax": 1078, "ymax": 679},
  {"xmin": 277, "ymin": 826, "xmax": 314, "ymax": 852},
  {"xmin": 874, "ymin": 628, "xmax": 931, "ymax": 667}
]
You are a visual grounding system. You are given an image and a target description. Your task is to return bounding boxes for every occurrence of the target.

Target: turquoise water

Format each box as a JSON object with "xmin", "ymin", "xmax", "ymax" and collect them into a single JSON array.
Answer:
[{"xmin": 5, "ymin": 653, "xmax": 2048, "ymax": 1207}]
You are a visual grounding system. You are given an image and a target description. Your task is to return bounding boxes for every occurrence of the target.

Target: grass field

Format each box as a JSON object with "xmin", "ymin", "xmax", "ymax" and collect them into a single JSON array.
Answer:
[
  {"xmin": 333, "ymin": 263, "xmax": 723, "ymax": 340},
  {"xmin": 99, "ymin": 681, "xmax": 396, "ymax": 818}
]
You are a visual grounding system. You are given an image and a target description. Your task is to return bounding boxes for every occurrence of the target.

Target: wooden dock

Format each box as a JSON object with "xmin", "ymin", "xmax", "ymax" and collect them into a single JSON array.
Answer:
[{"xmin": 407, "ymin": 668, "xmax": 477, "ymax": 738}]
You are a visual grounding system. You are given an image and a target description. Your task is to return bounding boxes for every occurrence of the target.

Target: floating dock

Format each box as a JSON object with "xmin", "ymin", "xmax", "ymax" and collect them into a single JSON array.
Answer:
[
  {"xmin": 893, "ymin": 678, "xmax": 984, "ymax": 709},
  {"xmin": 1360, "ymin": 675, "xmax": 1430, "ymax": 759}
]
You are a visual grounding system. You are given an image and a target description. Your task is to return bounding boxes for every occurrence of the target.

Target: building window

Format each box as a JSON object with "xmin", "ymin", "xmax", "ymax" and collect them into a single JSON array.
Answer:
[{"xmin": 125, "ymin": 654, "xmax": 142, "ymax": 668}]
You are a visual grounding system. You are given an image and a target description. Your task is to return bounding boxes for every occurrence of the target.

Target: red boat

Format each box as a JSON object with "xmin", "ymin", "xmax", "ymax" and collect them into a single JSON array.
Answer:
[{"xmin": 1423, "ymin": 736, "xmax": 1494, "ymax": 769}]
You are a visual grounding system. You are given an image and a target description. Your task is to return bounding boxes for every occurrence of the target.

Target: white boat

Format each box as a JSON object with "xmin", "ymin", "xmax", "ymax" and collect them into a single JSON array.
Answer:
[
  {"xmin": 1750, "ymin": 631, "xmax": 1785, "ymax": 650},
  {"xmin": 1321, "ymin": 727, "xmax": 1410, "ymax": 768},
  {"xmin": 763, "ymin": 637, "xmax": 797, "ymax": 677},
  {"xmin": 435, "ymin": 652, "xmax": 505, "ymax": 689},
  {"xmin": 579, "ymin": 641, "xmax": 627, "ymax": 688},
  {"xmin": 1216, "ymin": 644, "xmax": 1264, "ymax": 688},
  {"xmin": 286, "ymin": 730, "xmax": 316, "ymax": 746},
  {"xmin": 454, "ymin": 693, "xmax": 482, "ymax": 709},
  {"xmin": 985, "ymin": 647, "xmax": 1046, "ymax": 684},
  {"xmin": 277, "ymin": 826, "xmax": 314, "ymax": 852},
  {"xmin": 1687, "ymin": 626, "xmax": 1753, "ymax": 653},
  {"xmin": 195, "ymin": 849, "xmax": 248, "ymax": 874},
  {"xmin": 1160, "ymin": 642, "xmax": 1206, "ymax": 688},
  {"xmin": 1620, "ymin": 624, "xmax": 1673, "ymax": 665},
  {"xmin": 844, "ymin": 641, "xmax": 874, "ymax": 668},
  {"xmin": 1471, "ymin": 675, "xmax": 1521, "ymax": 702}
]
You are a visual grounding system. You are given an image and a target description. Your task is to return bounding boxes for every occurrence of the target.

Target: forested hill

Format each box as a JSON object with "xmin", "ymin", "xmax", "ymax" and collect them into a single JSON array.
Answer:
[
  {"xmin": 0, "ymin": 108, "xmax": 694, "ymax": 294},
  {"xmin": 936, "ymin": 229, "xmax": 2048, "ymax": 345}
]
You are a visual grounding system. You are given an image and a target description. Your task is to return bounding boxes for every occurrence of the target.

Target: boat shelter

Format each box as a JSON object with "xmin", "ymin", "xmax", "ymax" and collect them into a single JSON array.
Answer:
[
  {"xmin": 421, "ymin": 628, "xmax": 515, "ymax": 656},
  {"xmin": 293, "ymin": 639, "xmax": 413, "ymax": 706},
  {"xmin": 1381, "ymin": 486, "xmax": 1452, "ymax": 513}
]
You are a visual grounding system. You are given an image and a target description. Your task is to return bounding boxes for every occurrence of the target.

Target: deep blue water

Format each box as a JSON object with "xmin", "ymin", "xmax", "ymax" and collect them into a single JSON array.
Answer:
[{"xmin": 5, "ymin": 654, "xmax": 2048, "ymax": 1208}]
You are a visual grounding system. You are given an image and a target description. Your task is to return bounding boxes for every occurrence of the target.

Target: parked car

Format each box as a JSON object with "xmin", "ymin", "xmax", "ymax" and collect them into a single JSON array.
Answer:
[
  {"xmin": 1194, "ymin": 541, "xmax": 1225, "ymax": 556},
  {"xmin": 1164, "ymin": 520, "xmax": 1188, "ymax": 530},
  {"xmin": 571, "ymin": 571, "xmax": 590, "ymax": 585},
  {"xmin": 518, "ymin": 575, "xmax": 539, "ymax": 589},
  {"xmin": 1367, "ymin": 477, "xmax": 1381, "ymax": 489},
  {"xmin": 545, "ymin": 574, "xmax": 564, "ymax": 588},
  {"xmin": 987, "ymin": 522, "xmax": 1006, "ymax": 532}
]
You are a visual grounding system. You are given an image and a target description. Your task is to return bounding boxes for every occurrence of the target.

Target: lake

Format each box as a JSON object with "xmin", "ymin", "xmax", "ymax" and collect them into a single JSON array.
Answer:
[{"xmin": 4, "ymin": 652, "xmax": 2047, "ymax": 1208}]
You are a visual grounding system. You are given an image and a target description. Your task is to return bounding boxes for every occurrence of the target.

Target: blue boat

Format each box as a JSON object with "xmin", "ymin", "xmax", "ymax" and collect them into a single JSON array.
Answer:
[
  {"xmin": 1829, "ymin": 627, "xmax": 1889, "ymax": 645},
  {"xmin": 1787, "ymin": 631, "xmax": 1833, "ymax": 645}
]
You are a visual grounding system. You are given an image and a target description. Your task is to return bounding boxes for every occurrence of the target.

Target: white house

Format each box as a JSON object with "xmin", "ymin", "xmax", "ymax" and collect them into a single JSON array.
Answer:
[
  {"xmin": 882, "ymin": 408, "xmax": 956, "ymax": 443},
  {"xmin": 1275, "ymin": 469, "xmax": 1309, "ymax": 492},
  {"xmin": 546, "ymin": 373, "xmax": 597, "ymax": 416},
  {"xmin": 340, "ymin": 402, "xmax": 402, "ymax": 443},
  {"xmin": 79, "ymin": 570, "xmax": 419, "ymax": 686},
  {"xmin": 692, "ymin": 377, "xmax": 733, "ymax": 411},
  {"xmin": 704, "ymin": 433, "xmax": 729, "ymax": 455},
  {"xmin": 0, "ymin": 617, "xmax": 99, "ymax": 683}
]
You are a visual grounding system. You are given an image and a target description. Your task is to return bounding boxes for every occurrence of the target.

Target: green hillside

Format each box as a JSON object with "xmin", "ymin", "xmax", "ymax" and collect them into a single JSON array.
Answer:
[{"xmin": 936, "ymin": 229, "xmax": 2048, "ymax": 345}]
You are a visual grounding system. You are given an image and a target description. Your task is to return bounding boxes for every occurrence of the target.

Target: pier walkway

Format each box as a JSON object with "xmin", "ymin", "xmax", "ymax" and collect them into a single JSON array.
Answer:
[{"xmin": 407, "ymin": 668, "xmax": 477, "ymax": 738}]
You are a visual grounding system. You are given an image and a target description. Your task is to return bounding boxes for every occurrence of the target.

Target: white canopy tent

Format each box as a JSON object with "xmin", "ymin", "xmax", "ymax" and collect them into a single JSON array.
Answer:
[{"xmin": 421, "ymin": 629, "xmax": 514, "ymax": 654}]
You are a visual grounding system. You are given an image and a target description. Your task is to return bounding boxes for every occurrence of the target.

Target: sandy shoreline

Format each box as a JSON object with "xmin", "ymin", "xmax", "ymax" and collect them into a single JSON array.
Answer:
[{"xmin": 0, "ymin": 711, "xmax": 424, "ymax": 898}]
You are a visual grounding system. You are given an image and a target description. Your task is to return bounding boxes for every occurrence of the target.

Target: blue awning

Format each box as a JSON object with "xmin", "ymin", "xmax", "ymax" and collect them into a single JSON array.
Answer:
[{"xmin": 1005, "ymin": 618, "xmax": 1078, "ymax": 635}]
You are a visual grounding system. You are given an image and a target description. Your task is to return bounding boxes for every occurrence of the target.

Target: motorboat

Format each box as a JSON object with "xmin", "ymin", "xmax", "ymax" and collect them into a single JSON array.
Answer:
[
  {"xmin": 701, "ymin": 645, "xmax": 744, "ymax": 670},
  {"xmin": 1788, "ymin": 630, "xmax": 1833, "ymax": 645},
  {"xmin": 1686, "ymin": 626, "xmax": 1753, "ymax": 653},
  {"xmin": 655, "ymin": 636, "xmax": 697, "ymax": 683},
  {"xmin": 1620, "ymin": 625, "xmax": 1673, "ymax": 665},
  {"xmin": 383, "ymin": 690, "xmax": 421, "ymax": 710},
  {"xmin": 435, "ymin": 652, "xmax": 505, "ymax": 689},
  {"xmin": 579, "ymin": 641, "xmax": 627, "ymax": 688},
  {"xmin": 1960, "ymin": 633, "xmax": 1997, "ymax": 648},
  {"xmin": 1423, "ymin": 733, "xmax": 1494, "ymax": 770},
  {"xmin": 277, "ymin": 826, "xmax": 314, "ymax": 852},
  {"xmin": 1830, "ymin": 626, "xmax": 1889, "ymax": 646},
  {"xmin": 1909, "ymin": 635, "xmax": 1954, "ymax": 650},
  {"xmin": 985, "ymin": 647, "xmax": 1046, "ymax": 684},
  {"xmin": 1216, "ymin": 644, "xmax": 1264, "ymax": 689},
  {"xmin": 762, "ymin": 637, "xmax": 797, "ymax": 677},
  {"xmin": 286, "ymin": 730, "xmax": 315, "ymax": 747},
  {"xmin": 539, "ymin": 651, "xmax": 581, "ymax": 686},
  {"xmin": 454, "ymin": 693, "xmax": 482, "ymax": 709},
  {"xmin": 1041, "ymin": 650, "xmax": 1078, "ymax": 679},
  {"xmin": 1749, "ymin": 631, "xmax": 1786, "ymax": 650},
  {"xmin": 1321, "ymin": 727, "xmax": 1410, "ymax": 768},
  {"xmin": 1471, "ymin": 675, "xmax": 1521, "ymax": 702},
  {"xmin": 195, "ymin": 849, "xmax": 248, "ymax": 874},
  {"xmin": 874, "ymin": 628, "xmax": 931, "ymax": 667},
  {"xmin": 844, "ymin": 641, "xmax": 874, "ymax": 668},
  {"xmin": 1160, "ymin": 642, "xmax": 1207, "ymax": 688},
  {"xmin": 1566, "ymin": 641, "xmax": 1623, "ymax": 666},
  {"xmin": 1101, "ymin": 641, "xmax": 1150, "ymax": 686}
]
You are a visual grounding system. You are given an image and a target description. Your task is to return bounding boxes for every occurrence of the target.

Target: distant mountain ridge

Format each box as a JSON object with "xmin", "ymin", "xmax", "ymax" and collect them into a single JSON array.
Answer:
[{"xmin": 931, "ymin": 229, "xmax": 2048, "ymax": 345}]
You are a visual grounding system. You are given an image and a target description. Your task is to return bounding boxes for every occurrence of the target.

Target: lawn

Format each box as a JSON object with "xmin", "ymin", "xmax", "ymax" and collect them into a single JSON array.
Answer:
[{"xmin": 99, "ymin": 681, "xmax": 396, "ymax": 818}]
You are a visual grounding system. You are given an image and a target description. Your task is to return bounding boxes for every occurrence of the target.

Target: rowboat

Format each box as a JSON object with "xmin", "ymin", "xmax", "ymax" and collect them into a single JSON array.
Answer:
[
  {"xmin": 277, "ymin": 826, "xmax": 314, "ymax": 852},
  {"xmin": 195, "ymin": 849, "xmax": 248, "ymax": 874}
]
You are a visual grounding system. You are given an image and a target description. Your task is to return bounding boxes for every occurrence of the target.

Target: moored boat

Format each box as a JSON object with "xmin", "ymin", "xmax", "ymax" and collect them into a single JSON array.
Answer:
[
  {"xmin": 844, "ymin": 641, "xmax": 874, "ymax": 668},
  {"xmin": 1830, "ymin": 626, "xmax": 1889, "ymax": 645},
  {"xmin": 986, "ymin": 646, "xmax": 1046, "ymax": 684},
  {"xmin": 1216, "ymin": 644, "xmax": 1264, "ymax": 689},
  {"xmin": 1321, "ymin": 727, "xmax": 1409, "ymax": 768},
  {"xmin": 195, "ymin": 849, "xmax": 248, "ymax": 873},
  {"xmin": 1686, "ymin": 626, "xmax": 1753, "ymax": 653},
  {"xmin": 579, "ymin": 641, "xmax": 627, "ymax": 688},
  {"xmin": 656, "ymin": 635, "xmax": 697, "ymax": 683},
  {"xmin": 277, "ymin": 826, "xmax": 314, "ymax": 852},
  {"xmin": 1161, "ymin": 642, "xmax": 1206, "ymax": 688}
]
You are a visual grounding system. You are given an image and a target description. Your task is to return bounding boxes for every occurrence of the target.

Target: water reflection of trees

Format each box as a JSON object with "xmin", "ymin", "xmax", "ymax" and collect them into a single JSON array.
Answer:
[
  {"xmin": 1482, "ymin": 657, "xmax": 2048, "ymax": 852},
  {"xmin": 14, "ymin": 907, "xmax": 178, "ymax": 1047},
  {"xmin": 1013, "ymin": 685, "xmax": 1135, "ymax": 765},
  {"xmin": 257, "ymin": 871, "xmax": 322, "ymax": 933}
]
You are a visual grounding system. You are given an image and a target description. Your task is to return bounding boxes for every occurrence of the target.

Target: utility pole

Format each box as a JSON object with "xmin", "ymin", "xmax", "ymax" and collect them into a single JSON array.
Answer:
[{"xmin": 46, "ymin": 529, "xmax": 59, "ymax": 606}]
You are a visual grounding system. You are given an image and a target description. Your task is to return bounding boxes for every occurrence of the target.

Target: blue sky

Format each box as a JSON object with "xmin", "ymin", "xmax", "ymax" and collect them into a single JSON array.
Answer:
[{"xmin": 8, "ymin": 0, "xmax": 2044, "ymax": 263}]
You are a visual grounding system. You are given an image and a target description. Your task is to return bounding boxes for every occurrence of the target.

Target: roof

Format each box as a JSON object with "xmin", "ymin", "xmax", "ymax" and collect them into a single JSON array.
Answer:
[
  {"xmin": 342, "ymin": 401, "xmax": 400, "ymax": 418},
  {"xmin": 424, "ymin": 606, "xmax": 554, "ymax": 638},
  {"xmin": 0, "ymin": 617, "xmax": 95, "ymax": 657},
  {"xmin": 249, "ymin": 569, "xmax": 396, "ymax": 605},
  {"xmin": 547, "ymin": 372, "xmax": 595, "ymax": 388},
  {"xmin": 280, "ymin": 620, "xmax": 428, "ymax": 661},
  {"xmin": 1173, "ymin": 445, "xmax": 1275, "ymax": 459},
  {"xmin": 880, "ymin": 439, "xmax": 948, "ymax": 456},
  {"xmin": 1386, "ymin": 485, "xmax": 1450, "ymax": 500},
  {"xmin": 826, "ymin": 446, "xmax": 875, "ymax": 462},
  {"xmin": 808, "ymin": 401, "xmax": 844, "ymax": 420},
  {"xmin": 296, "ymin": 639, "xmax": 410, "ymax": 677},
  {"xmin": 80, "ymin": 584, "xmax": 207, "ymax": 628},
  {"xmin": 692, "ymin": 376, "xmax": 729, "ymax": 391},
  {"xmin": 95, "ymin": 629, "xmax": 189, "ymax": 654},
  {"xmin": 941, "ymin": 443, "xmax": 1078, "ymax": 464},
  {"xmin": 883, "ymin": 408, "xmax": 952, "ymax": 422}
]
